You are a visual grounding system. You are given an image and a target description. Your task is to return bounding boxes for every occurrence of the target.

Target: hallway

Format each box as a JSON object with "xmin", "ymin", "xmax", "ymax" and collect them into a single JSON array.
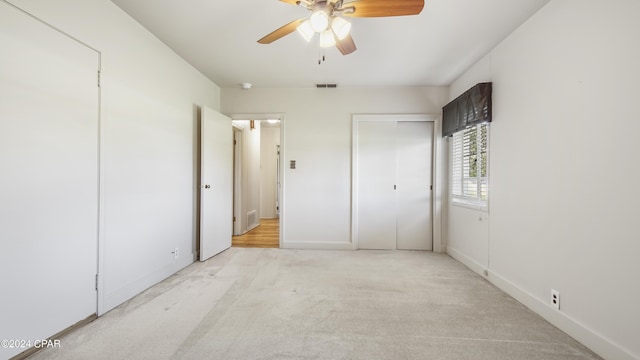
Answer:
[{"xmin": 232, "ymin": 218, "xmax": 279, "ymax": 248}]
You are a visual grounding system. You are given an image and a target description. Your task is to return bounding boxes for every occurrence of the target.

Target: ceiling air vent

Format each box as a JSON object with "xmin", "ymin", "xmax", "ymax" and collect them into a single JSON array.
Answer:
[{"xmin": 316, "ymin": 84, "xmax": 338, "ymax": 88}]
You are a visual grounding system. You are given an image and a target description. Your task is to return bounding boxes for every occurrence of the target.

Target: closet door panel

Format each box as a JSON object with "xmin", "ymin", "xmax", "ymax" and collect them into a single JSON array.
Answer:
[
  {"xmin": 356, "ymin": 121, "xmax": 397, "ymax": 250},
  {"xmin": 397, "ymin": 121, "xmax": 433, "ymax": 250}
]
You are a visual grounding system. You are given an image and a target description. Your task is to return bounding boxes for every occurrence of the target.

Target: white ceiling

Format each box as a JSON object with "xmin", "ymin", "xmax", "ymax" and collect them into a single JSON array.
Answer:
[{"xmin": 110, "ymin": 0, "xmax": 550, "ymax": 89}]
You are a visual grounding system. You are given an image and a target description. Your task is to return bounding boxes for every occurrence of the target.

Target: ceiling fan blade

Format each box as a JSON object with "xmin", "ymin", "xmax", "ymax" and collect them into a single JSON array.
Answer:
[
  {"xmin": 279, "ymin": 0, "xmax": 299, "ymax": 5},
  {"xmin": 258, "ymin": 18, "xmax": 306, "ymax": 44},
  {"xmin": 336, "ymin": 34, "xmax": 357, "ymax": 55},
  {"xmin": 343, "ymin": 0, "xmax": 424, "ymax": 17}
]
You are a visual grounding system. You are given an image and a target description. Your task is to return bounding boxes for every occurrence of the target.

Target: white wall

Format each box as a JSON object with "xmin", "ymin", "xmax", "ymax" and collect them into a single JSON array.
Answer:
[
  {"xmin": 4, "ymin": 0, "xmax": 220, "ymax": 323},
  {"xmin": 222, "ymin": 87, "xmax": 449, "ymax": 249},
  {"xmin": 260, "ymin": 124, "xmax": 281, "ymax": 219},
  {"xmin": 446, "ymin": 1, "xmax": 640, "ymax": 359}
]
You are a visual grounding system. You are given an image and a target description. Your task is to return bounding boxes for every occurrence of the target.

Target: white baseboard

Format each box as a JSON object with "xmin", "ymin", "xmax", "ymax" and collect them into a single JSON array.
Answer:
[
  {"xmin": 281, "ymin": 241, "xmax": 354, "ymax": 250},
  {"xmin": 447, "ymin": 246, "xmax": 488, "ymax": 275},
  {"xmin": 447, "ymin": 248, "xmax": 637, "ymax": 360}
]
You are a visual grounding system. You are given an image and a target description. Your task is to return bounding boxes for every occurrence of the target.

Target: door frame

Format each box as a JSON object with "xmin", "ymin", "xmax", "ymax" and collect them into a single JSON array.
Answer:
[
  {"xmin": 351, "ymin": 114, "xmax": 443, "ymax": 252},
  {"xmin": 232, "ymin": 124, "xmax": 244, "ymax": 236},
  {"xmin": 230, "ymin": 113, "xmax": 284, "ymax": 248}
]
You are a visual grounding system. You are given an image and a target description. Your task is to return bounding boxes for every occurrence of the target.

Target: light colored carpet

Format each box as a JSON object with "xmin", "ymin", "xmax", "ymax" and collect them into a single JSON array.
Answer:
[{"xmin": 28, "ymin": 248, "xmax": 601, "ymax": 360}]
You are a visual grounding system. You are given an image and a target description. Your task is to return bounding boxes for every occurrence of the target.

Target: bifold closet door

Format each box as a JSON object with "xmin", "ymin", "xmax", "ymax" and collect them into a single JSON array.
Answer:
[{"xmin": 357, "ymin": 121, "xmax": 397, "ymax": 250}]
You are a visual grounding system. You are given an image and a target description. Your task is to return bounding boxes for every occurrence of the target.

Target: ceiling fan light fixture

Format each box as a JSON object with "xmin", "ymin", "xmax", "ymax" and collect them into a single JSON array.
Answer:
[
  {"xmin": 309, "ymin": 10, "xmax": 329, "ymax": 32},
  {"xmin": 319, "ymin": 29, "xmax": 336, "ymax": 48},
  {"xmin": 297, "ymin": 20, "xmax": 315, "ymax": 42},
  {"xmin": 330, "ymin": 16, "xmax": 351, "ymax": 40}
]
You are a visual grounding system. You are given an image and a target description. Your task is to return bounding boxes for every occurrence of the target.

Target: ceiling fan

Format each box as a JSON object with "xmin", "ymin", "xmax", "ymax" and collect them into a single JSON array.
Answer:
[{"xmin": 258, "ymin": 0, "xmax": 425, "ymax": 56}]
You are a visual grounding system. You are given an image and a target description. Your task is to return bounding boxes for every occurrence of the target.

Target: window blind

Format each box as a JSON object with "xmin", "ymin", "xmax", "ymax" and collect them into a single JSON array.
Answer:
[
  {"xmin": 442, "ymin": 82, "xmax": 492, "ymax": 137},
  {"xmin": 452, "ymin": 124, "xmax": 488, "ymax": 202}
]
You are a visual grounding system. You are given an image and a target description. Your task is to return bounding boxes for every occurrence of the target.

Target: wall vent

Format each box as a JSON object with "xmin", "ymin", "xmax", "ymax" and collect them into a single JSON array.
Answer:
[{"xmin": 316, "ymin": 83, "xmax": 337, "ymax": 88}]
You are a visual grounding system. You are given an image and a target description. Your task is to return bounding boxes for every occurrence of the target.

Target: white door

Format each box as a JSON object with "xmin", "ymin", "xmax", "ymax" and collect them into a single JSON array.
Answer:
[
  {"xmin": 200, "ymin": 107, "xmax": 233, "ymax": 261},
  {"xmin": 357, "ymin": 120, "xmax": 398, "ymax": 249},
  {"xmin": 397, "ymin": 121, "xmax": 433, "ymax": 250},
  {"xmin": 354, "ymin": 116, "xmax": 433, "ymax": 250},
  {"xmin": 0, "ymin": 3, "xmax": 99, "ymax": 357}
]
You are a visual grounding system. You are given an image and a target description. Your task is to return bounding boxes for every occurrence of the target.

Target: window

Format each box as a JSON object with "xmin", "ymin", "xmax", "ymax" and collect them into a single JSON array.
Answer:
[{"xmin": 451, "ymin": 123, "xmax": 488, "ymax": 206}]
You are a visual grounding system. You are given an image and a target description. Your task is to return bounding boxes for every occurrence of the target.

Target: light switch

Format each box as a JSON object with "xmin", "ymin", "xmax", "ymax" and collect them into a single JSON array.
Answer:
[{"xmin": 290, "ymin": 160, "xmax": 296, "ymax": 169}]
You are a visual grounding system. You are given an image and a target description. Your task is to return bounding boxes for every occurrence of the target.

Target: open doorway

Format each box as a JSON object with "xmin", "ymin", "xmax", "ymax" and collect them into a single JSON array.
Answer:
[{"xmin": 231, "ymin": 117, "xmax": 282, "ymax": 248}]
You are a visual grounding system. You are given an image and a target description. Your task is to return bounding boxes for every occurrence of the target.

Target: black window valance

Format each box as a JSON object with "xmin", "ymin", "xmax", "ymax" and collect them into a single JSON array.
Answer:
[{"xmin": 442, "ymin": 82, "xmax": 492, "ymax": 137}]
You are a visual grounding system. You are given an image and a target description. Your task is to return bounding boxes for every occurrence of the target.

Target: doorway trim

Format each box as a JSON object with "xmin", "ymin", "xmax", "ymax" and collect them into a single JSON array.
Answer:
[
  {"xmin": 230, "ymin": 113, "xmax": 284, "ymax": 248},
  {"xmin": 351, "ymin": 114, "xmax": 443, "ymax": 252},
  {"xmin": 232, "ymin": 124, "xmax": 243, "ymax": 236}
]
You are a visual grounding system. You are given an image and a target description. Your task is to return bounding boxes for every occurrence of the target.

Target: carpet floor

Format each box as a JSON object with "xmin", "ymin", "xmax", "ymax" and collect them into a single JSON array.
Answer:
[{"xmin": 27, "ymin": 248, "xmax": 601, "ymax": 360}]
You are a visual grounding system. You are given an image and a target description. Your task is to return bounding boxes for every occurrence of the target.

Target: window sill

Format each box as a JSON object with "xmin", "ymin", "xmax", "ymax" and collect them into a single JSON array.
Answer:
[{"xmin": 451, "ymin": 198, "xmax": 489, "ymax": 212}]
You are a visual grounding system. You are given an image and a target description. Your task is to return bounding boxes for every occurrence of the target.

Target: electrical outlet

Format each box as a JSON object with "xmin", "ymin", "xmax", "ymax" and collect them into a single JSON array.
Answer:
[
  {"xmin": 173, "ymin": 248, "xmax": 179, "ymax": 260},
  {"xmin": 551, "ymin": 289, "xmax": 560, "ymax": 310}
]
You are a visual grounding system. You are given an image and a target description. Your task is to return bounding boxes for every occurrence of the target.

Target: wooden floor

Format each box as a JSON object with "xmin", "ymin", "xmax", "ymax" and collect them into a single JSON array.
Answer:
[{"xmin": 232, "ymin": 218, "xmax": 279, "ymax": 248}]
